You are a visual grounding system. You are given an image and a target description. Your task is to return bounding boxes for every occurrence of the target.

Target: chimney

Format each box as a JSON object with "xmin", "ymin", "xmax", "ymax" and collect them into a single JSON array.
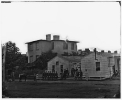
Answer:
[
  {"xmin": 85, "ymin": 48, "xmax": 90, "ymax": 54},
  {"xmin": 101, "ymin": 50, "xmax": 104, "ymax": 53},
  {"xmin": 114, "ymin": 51, "xmax": 117, "ymax": 54},
  {"xmin": 53, "ymin": 35, "xmax": 60, "ymax": 40},
  {"xmin": 46, "ymin": 34, "xmax": 51, "ymax": 40},
  {"xmin": 94, "ymin": 48, "xmax": 97, "ymax": 60},
  {"xmin": 108, "ymin": 50, "xmax": 111, "ymax": 53}
]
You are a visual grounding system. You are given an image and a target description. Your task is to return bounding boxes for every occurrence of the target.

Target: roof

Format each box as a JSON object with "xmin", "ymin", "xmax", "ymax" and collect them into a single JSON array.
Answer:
[
  {"xmin": 48, "ymin": 55, "xmax": 81, "ymax": 63},
  {"xmin": 25, "ymin": 39, "xmax": 79, "ymax": 44},
  {"xmin": 97, "ymin": 52, "xmax": 113, "ymax": 57},
  {"xmin": 81, "ymin": 52, "xmax": 118, "ymax": 59},
  {"xmin": 25, "ymin": 39, "xmax": 51, "ymax": 44},
  {"xmin": 52, "ymin": 40, "xmax": 79, "ymax": 43},
  {"xmin": 62, "ymin": 56, "xmax": 82, "ymax": 62},
  {"xmin": 97, "ymin": 52, "xmax": 121, "ymax": 57}
]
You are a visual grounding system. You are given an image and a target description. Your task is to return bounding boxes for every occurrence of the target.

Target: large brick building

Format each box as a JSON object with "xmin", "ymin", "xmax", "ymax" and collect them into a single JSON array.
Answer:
[{"xmin": 26, "ymin": 34, "xmax": 79, "ymax": 63}]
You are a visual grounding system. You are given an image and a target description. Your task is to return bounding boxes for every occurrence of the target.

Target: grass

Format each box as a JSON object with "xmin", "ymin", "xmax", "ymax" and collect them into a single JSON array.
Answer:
[{"xmin": 6, "ymin": 79, "xmax": 120, "ymax": 98}]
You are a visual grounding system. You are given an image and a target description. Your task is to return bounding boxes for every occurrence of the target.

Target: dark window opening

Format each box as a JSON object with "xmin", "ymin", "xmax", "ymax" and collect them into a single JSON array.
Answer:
[
  {"xmin": 36, "ymin": 42, "xmax": 39, "ymax": 50},
  {"xmin": 71, "ymin": 43, "xmax": 75, "ymax": 50},
  {"xmin": 63, "ymin": 42, "xmax": 68, "ymax": 50},
  {"xmin": 56, "ymin": 61, "xmax": 59, "ymax": 65},
  {"xmin": 52, "ymin": 65, "xmax": 55, "ymax": 72},
  {"xmin": 30, "ymin": 56, "xmax": 33, "ymax": 63},
  {"xmin": 29, "ymin": 44, "xmax": 33, "ymax": 51},
  {"xmin": 96, "ymin": 62, "xmax": 100, "ymax": 71}
]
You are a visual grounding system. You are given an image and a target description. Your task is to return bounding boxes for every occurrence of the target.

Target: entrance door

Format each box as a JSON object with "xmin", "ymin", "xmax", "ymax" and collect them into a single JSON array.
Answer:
[{"xmin": 112, "ymin": 65, "xmax": 116, "ymax": 75}]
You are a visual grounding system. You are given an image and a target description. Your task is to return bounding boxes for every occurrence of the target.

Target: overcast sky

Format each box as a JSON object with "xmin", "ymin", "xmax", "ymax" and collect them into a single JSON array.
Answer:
[{"xmin": 1, "ymin": 1, "xmax": 121, "ymax": 54}]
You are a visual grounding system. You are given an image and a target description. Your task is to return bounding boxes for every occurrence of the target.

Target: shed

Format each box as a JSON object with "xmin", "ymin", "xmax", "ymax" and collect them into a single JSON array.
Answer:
[
  {"xmin": 81, "ymin": 52, "xmax": 115, "ymax": 80},
  {"xmin": 47, "ymin": 55, "xmax": 81, "ymax": 77}
]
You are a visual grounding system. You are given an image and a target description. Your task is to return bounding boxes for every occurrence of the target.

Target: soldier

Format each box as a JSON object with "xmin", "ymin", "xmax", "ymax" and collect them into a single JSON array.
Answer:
[
  {"xmin": 50, "ymin": 71, "xmax": 52, "ymax": 80},
  {"xmin": 34, "ymin": 73, "xmax": 37, "ymax": 81},
  {"xmin": 53, "ymin": 72, "xmax": 55, "ymax": 80},
  {"xmin": 50, "ymin": 72, "xmax": 52, "ymax": 80},
  {"xmin": 75, "ymin": 69, "xmax": 79, "ymax": 80},
  {"xmin": 63, "ymin": 69, "xmax": 67, "ymax": 80},
  {"xmin": 24, "ymin": 73, "xmax": 27, "ymax": 82},
  {"xmin": 66, "ymin": 68, "xmax": 69, "ymax": 78},
  {"xmin": 44, "ymin": 72, "xmax": 46, "ymax": 80},
  {"xmin": 56, "ymin": 72, "xmax": 58, "ymax": 80},
  {"xmin": 74, "ymin": 69, "xmax": 77, "ymax": 80},
  {"xmin": 47, "ymin": 71, "xmax": 50, "ymax": 80},
  {"xmin": 85, "ymin": 69, "xmax": 89, "ymax": 81},
  {"xmin": 45, "ymin": 72, "xmax": 47, "ymax": 80},
  {"xmin": 19, "ymin": 74, "xmax": 22, "ymax": 82},
  {"xmin": 11, "ymin": 71, "xmax": 15, "ymax": 81},
  {"xmin": 42, "ymin": 72, "xmax": 44, "ymax": 80},
  {"xmin": 80, "ymin": 70, "xmax": 83, "ymax": 80},
  {"xmin": 52, "ymin": 72, "xmax": 54, "ymax": 80},
  {"xmin": 60, "ymin": 72, "xmax": 63, "ymax": 80}
]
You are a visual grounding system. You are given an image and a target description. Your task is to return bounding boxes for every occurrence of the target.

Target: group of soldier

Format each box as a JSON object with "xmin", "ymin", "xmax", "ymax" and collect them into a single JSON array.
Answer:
[
  {"xmin": 74, "ymin": 69, "xmax": 83, "ymax": 80},
  {"xmin": 18, "ymin": 69, "xmax": 83, "ymax": 81},
  {"xmin": 60, "ymin": 69, "xmax": 69, "ymax": 80},
  {"xmin": 7, "ymin": 67, "xmax": 83, "ymax": 82},
  {"xmin": 42, "ymin": 72, "xmax": 58, "ymax": 80}
]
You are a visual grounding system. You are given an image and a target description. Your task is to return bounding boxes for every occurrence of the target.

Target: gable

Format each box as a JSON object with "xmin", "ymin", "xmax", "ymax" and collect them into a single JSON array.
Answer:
[{"xmin": 48, "ymin": 55, "xmax": 69, "ymax": 64}]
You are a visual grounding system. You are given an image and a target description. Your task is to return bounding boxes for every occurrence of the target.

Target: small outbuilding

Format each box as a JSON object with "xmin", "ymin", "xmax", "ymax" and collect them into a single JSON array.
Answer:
[
  {"xmin": 47, "ymin": 55, "xmax": 81, "ymax": 77},
  {"xmin": 81, "ymin": 52, "xmax": 115, "ymax": 80}
]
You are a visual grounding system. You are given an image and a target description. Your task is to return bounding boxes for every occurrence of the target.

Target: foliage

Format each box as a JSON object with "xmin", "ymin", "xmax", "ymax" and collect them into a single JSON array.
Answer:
[
  {"xmin": 3, "ymin": 41, "xmax": 28, "ymax": 70},
  {"xmin": 31, "ymin": 51, "xmax": 57, "ymax": 70},
  {"xmin": 71, "ymin": 51, "xmax": 78, "ymax": 56},
  {"xmin": 62, "ymin": 52, "xmax": 69, "ymax": 56}
]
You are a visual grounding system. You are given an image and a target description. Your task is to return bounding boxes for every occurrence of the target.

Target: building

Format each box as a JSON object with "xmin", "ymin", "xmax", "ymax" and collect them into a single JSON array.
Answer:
[
  {"xmin": 81, "ymin": 52, "xmax": 116, "ymax": 80},
  {"xmin": 26, "ymin": 34, "xmax": 79, "ymax": 63},
  {"xmin": 47, "ymin": 55, "xmax": 81, "ymax": 77},
  {"xmin": 113, "ymin": 53, "xmax": 121, "ymax": 73}
]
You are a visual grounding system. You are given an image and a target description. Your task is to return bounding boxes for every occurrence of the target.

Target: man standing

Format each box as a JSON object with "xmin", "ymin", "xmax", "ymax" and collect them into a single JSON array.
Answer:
[
  {"xmin": 80, "ymin": 70, "xmax": 83, "ymax": 80},
  {"xmin": 85, "ymin": 69, "xmax": 89, "ymax": 81},
  {"xmin": 12, "ymin": 71, "xmax": 15, "ymax": 81}
]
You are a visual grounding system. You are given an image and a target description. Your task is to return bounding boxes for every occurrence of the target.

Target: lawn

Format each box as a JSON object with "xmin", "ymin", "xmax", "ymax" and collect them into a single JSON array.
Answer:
[{"xmin": 5, "ymin": 79, "xmax": 120, "ymax": 98}]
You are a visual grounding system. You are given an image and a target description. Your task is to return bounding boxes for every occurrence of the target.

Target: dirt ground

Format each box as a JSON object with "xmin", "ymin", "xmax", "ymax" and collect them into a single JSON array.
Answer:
[{"xmin": 5, "ymin": 78, "xmax": 120, "ymax": 98}]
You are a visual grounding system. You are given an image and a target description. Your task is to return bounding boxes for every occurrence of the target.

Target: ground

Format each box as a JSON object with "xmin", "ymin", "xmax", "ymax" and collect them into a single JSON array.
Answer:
[{"xmin": 4, "ymin": 77, "xmax": 120, "ymax": 98}]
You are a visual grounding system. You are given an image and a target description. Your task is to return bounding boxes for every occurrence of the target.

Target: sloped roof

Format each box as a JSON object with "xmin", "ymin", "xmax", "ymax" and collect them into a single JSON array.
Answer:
[
  {"xmin": 62, "ymin": 56, "xmax": 82, "ymax": 62},
  {"xmin": 48, "ymin": 55, "xmax": 81, "ymax": 63},
  {"xmin": 97, "ymin": 52, "xmax": 121, "ymax": 57},
  {"xmin": 52, "ymin": 40, "xmax": 79, "ymax": 43},
  {"xmin": 25, "ymin": 39, "xmax": 79, "ymax": 44},
  {"xmin": 97, "ymin": 52, "xmax": 113, "ymax": 57},
  {"xmin": 25, "ymin": 39, "xmax": 51, "ymax": 44},
  {"xmin": 81, "ymin": 52, "xmax": 117, "ymax": 59}
]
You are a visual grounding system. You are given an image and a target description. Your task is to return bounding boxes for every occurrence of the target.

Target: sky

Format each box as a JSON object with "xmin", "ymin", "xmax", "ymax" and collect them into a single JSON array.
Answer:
[{"xmin": 1, "ymin": 1, "xmax": 121, "ymax": 54}]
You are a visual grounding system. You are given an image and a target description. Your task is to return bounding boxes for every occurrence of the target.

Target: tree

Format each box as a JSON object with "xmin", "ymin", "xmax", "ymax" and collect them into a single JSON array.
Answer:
[
  {"xmin": 62, "ymin": 52, "xmax": 68, "ymax": 56},
  {"xmin": 5, "ymin": 41, "xmax": 21, "ymax": 70},
  {"xmin": 30, "ymin": 51, "xmax": 57, "ymax": 70}
]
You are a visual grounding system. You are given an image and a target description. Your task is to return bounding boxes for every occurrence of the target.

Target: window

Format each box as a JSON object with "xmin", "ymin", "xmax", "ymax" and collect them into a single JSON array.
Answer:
[
  {"xmin": 96, "ymin": 62, "xmax": 100, "ymax": 71},
  {"xmin": 36, "ymin": 55, "xmax": 39, "ymax": 60},
  {"xmin": 28, "ymin": 43, "xmax": 33, "ymax": 51},
  {"xmin": 36, "ymin": 42, "xmax": 39, "ymax": 50},
  {"xmin": 56, "ymin": 61, "xmax": 59, "ymax": 65},
  {"xmin": 63, "ymin": 42, "xmax": 68, "ymax": 50},
  {"xmin": 60, "ymin": 65, "xmax": 63, "ymax": 73},
  {"xmin": 30, "ymin": 56, "xmax": 33, "ymax": 63},
  {"xmin": 52, "ymin": 65, "xmax": 55, "ymax": 72},
  {"xmin": 71, "ymin": 43, "xmax": 75, "ymax": 50}
]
